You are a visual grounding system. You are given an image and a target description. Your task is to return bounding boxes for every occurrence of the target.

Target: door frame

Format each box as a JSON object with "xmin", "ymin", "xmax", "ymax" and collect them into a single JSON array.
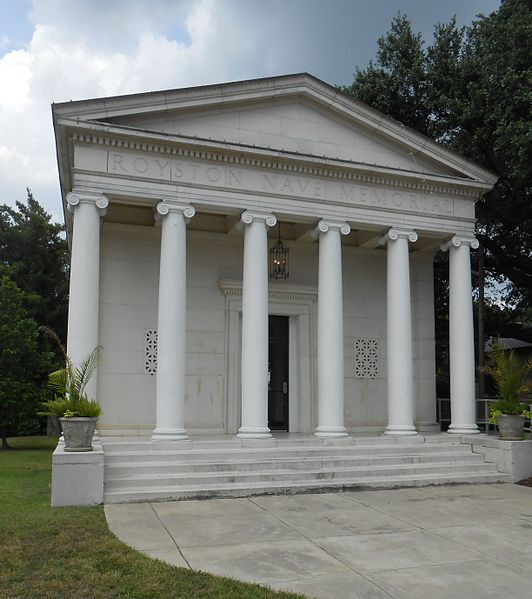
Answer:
[{"xmin": 219, "ymin": 279, "xmax": 317, "ymax": 435}]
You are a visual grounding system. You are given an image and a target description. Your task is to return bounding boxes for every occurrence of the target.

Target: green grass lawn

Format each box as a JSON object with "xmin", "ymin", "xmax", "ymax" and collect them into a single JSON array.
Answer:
[{"xmin": 0, "ymin": 436, "xmax": 303, "ymax": 599}]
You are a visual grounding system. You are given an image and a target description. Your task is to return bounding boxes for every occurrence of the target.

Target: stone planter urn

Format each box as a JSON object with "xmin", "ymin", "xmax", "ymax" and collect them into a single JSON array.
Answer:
[
  {"xmin": 497, "ymin": 414, "xmax": 526, "ymax": 440},
  {"xmin": 59, "ymin": 417, "xmax": 98, "ymax": 451}
]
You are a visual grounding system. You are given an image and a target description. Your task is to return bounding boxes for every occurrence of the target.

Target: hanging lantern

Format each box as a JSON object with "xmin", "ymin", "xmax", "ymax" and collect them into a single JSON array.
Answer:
[{"xmin": 270, "ymin": 222, "xmax": 289, "ymax": 279}]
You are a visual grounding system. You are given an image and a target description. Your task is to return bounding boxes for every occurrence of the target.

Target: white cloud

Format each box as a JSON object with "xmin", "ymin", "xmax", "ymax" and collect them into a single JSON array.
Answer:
[
  {"xmin": 29, "ymin": 0, "xmax": 196, "ymax": 52},
  {"xmin": 0, "ymin": 47, "xmax": 33, "ymax": 112},
  {"xmin": 0, "ymin": 0, "xmax": 267, "ymax": 218}
]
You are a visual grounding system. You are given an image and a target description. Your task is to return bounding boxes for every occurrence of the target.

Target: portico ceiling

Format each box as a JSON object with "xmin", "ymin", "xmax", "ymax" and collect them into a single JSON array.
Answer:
[{"xmin": 103, "ymin": 203, "xmax": 445, "ymax": 252}]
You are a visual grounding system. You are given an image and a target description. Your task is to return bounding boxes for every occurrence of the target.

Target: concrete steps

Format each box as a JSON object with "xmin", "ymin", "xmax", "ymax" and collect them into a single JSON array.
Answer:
[
  {"xmin": 105, "ymin": 451, "xmax": 486, "ymax": 477},
  {"xmin": 104, "ymin": 472, "xmax": 509, "ymax": 504},
  {"xmin": 102, "ymin": 435, "xmax": 511, "ymax": 503},
  {"xmin": 103, "ymin": 439, "xmax": 466, "ymax": 464}
]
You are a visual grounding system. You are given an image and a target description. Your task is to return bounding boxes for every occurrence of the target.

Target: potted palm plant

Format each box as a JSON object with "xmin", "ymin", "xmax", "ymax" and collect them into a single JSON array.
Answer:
[
  {"xmin": 484, "ymin": 341, "xmax": 532, "ymax": 440},
  {"xmin": 38, "ymin": 328, "xmax": 102, "ymax": 451}
]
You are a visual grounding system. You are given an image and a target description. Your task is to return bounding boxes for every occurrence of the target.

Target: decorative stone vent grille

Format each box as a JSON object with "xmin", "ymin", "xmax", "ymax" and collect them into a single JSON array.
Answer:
[
  {"xmin": 353, "ymin": 338, "xmax": 379, "ymax": 379},
  {"xmin": 145, "ymin": 330, "xmax": 158, "ymax": 375}
]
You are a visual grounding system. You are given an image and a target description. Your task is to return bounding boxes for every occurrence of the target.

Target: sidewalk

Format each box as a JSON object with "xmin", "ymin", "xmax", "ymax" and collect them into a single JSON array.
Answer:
[{"xmin": 105, "ymin": 484, "xmax": 532, "ymax": 599}]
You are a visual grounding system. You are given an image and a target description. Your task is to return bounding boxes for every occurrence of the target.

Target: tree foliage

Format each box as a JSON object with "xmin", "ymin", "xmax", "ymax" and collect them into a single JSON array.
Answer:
[
  {"xmin": 0, "ymin": 190, "xmax": 69, "ymax": 341},
  {"xmin": 0, "ymin": 277, "xmax": 54, "ymax": 448},
  {"xmin": 0, "ymin": 191, "xmax": 69, "ymax": 442},
  {"xmin": 343, "ymin": 0, "xmax": 532, "ymax": 341}
]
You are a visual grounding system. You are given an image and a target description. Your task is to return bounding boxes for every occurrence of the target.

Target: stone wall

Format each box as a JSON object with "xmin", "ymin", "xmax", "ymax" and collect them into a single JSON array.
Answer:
[{"xmin": 96, "ymin": 222, "xmax": 437, "ymax": 435}]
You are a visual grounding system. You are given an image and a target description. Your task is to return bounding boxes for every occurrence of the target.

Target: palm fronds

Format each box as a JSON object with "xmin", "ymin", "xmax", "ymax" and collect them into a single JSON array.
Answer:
[
  {"xmin": 37, "ymin": 327, "xmax": 103, "ymax": 418},
  {"xmin": 483, "ymin": 341, "xmax": 532, "ymax": 403},
  {"xmin": 72, "ymin": 346, "xmax": 101, "ymax": 401},
  {"xmin": 37, "ymin": 398, "xmax": 71, "ymax": 418}
]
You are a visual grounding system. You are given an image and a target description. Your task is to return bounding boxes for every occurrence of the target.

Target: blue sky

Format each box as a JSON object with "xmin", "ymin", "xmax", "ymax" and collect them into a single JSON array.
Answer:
[{"xmin": 0, "ymin": 0, "xmax": 500, "ymax": 220}]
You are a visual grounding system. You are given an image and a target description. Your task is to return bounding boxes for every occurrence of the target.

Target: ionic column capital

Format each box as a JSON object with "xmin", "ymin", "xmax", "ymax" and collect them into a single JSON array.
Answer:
[
  {"xmin": 317, "ymin": 220, "xmax": 351, "ymax": 235},
  {"xmin": 241, "ymin": 211, "xmax": 277, "ymax": 227},
  {"xmin": 66, "ymin": 192, "xmax": 109, "ymax": 216},
  {"xmin": 379, "ymin": 227, "xmax": 418, "ymax": 245},
  {"xmin": 441, "ymin": 234, "xmax": 479, "ymax": 252},
  {"xmin": 156, "ymin": 200, "xmax": 195, "ymax": 219}
]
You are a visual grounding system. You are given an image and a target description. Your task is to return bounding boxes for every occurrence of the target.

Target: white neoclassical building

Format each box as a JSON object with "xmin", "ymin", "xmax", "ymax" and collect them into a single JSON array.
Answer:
[{"xmin": 53, "ymin": 73, "xmax": 497, "ymax": 445}]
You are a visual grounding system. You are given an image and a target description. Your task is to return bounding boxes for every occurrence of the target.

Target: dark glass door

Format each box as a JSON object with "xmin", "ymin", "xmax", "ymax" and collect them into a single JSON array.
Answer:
[{"xmin": 268, "ymin": 316, "xmax": 289, "ymax": 430}]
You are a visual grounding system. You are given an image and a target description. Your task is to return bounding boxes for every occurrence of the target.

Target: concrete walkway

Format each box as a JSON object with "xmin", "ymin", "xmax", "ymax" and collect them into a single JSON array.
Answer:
[{"xmin": 105, "ymin": 484, "xmax": 532, "ymax": 599}]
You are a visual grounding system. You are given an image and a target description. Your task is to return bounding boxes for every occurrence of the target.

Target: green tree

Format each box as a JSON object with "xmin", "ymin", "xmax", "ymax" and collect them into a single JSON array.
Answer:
[
  {"xmin": 0, "ymin": 277, "xmax": 54, "ymax": 448},
  {"xmin": 343, "ymin": 0, "xmax": 532, "ymax": 341},
  {"xmin": 348, "ymin": 14, "xmax": 430, "ymax": 134},
  {"xmin": 0, "ymin": 190, "xmax": 69, "ymax": 341}
]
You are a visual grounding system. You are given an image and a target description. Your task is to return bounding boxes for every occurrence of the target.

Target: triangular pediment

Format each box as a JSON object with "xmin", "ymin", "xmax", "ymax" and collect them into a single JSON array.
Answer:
[
  {"xmin": 107, "ymin": 98, "xmax": 460, "ymax": 178},
  {"xmin": 53, "ymin": 73, "xmax": 497, "ymax": 187}
]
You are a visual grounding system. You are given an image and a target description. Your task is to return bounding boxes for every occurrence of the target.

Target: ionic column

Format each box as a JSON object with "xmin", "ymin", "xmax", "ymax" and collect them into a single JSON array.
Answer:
[
  {"xmin": 380, "ymin": 227, "xmax": 418, "ymax": 436},
  {"xmin": 442, "ymin": 235, "xmax": 480, "ymax": 434},
  {"xmin": 66, "ymin": 191, "xmax": 109, "ymax": 402},
  {"xmin": 151, "ymin": 201, "xmax": 195, "ymax": 442},
  {"xmin": 315, "ymin": 219, "xmax": 350, "ymax": 437},
  {"xmin": 237, "ymin": 210, "xmax": 276, "ymax": 439}
]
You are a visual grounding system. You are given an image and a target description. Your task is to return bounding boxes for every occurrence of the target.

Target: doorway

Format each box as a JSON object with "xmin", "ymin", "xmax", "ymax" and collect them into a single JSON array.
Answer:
[{"xmin": 268, "ymin": 315, "xmax": 289, "ymax": 430}]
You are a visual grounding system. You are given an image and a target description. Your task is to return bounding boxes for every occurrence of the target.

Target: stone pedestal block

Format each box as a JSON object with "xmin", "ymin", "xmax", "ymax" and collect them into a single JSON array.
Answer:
[
  {"xmin": 51, "ymin": 441, "xmax": 104, "ymax": 506},
  {"xmin": 463, "ymin": 435, "xmax": 532, "ymax": 482}
]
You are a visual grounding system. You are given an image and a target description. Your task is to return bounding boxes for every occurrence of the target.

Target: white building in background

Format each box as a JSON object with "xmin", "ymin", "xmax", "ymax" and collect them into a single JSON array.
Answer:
[{"xmin": 52, "ymin": 73, "xmax": 497, "ymax": 442}]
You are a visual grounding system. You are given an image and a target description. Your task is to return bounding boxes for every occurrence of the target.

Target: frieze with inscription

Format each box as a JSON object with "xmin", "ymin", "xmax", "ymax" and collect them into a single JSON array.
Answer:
[{"xmin": 105, "ymin": 150, "xmax": 454, "ymax": 217}]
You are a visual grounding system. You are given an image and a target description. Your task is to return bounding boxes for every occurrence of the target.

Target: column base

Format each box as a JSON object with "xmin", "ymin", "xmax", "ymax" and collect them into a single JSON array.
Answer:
[
  {"xmin": 236, "ymin": 427, "xmax": 272, "ymax": 439},
  {"xmin": 447, "ymin": 424, "xmax": 480, "ymax": 435},
  {"xmin": 151, "ymin": 428, "xmax": 190, "ymax": 442},
  {"xmin": 314, "ymin": 427, "xmax": 348, "ymax": 438},
  {"xmin": 384, "ymin": 425, "xmax": 418, "ymax": 436}
]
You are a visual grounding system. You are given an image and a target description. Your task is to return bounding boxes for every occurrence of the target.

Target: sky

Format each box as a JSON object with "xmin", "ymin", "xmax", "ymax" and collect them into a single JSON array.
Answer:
[{"xmin": 0, "ymin": 0, "xmax": 500, "ymax": 222}]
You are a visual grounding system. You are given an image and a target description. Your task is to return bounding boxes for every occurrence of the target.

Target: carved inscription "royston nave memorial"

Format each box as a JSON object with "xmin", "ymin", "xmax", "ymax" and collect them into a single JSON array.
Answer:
[
  {"xmin": 53, "ymin": 73, "xmax": 497, "ymax": 447},
  {"xmin": 104, "ymin": 150, "xmax": 455, "ymax": 216}
]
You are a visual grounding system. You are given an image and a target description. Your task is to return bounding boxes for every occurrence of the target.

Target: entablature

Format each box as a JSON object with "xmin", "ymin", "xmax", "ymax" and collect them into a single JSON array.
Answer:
[
  {"xmin": 64, "ymin": 123, "xmax": 488, "ymax": 199},
  {"xmin": 71, "ymin": 166, "xmax": 476, "ymax": 242}
]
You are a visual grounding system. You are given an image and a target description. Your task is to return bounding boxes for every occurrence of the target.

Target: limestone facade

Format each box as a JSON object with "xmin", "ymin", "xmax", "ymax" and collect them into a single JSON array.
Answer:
[{"xmin": 52, "ymin": 74, "xmax": 497, "ymax": 440}]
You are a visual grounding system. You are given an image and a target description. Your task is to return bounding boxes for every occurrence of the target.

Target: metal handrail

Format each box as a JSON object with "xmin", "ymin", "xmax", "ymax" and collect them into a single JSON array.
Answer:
[{"xmin": 437, "ymin": 397, "xmax": 532, "ymax": 432}]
